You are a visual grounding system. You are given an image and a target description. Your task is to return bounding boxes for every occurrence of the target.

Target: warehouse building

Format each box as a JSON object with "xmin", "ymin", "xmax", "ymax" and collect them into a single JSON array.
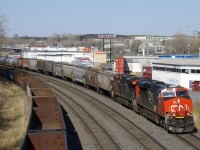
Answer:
[{"xmin": 152, "ymin": 58, "xmax": 200, "ymax": 89}]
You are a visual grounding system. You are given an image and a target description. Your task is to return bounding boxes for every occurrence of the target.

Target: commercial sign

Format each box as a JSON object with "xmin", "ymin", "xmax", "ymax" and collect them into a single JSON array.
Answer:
[{"xmin": 98, "ymin": 34, "xmax": 117, "ymax": 39}]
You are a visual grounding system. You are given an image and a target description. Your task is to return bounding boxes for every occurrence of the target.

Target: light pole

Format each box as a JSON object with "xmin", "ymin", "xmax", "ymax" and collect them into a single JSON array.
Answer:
[
  {"xmin": 187, "ymin": 42, "xmax": 191, "ymax": 55},
  {"xmin": 146, "ymin": 43, "xmax": 148, "ymax": 55}
]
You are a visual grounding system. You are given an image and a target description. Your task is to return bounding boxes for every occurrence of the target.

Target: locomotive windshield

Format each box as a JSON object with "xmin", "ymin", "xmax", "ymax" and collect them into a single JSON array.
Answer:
[
  {"xmin": 161, "ymin": 88, "xmax": 176, "ymax": 99},
  {"xmin": 161, "ymin": 88, "xmax": 190, "ymax": 100},
  {"xmin": 162, "ymin": 90, "xmax": 176, "ymax": 97}
]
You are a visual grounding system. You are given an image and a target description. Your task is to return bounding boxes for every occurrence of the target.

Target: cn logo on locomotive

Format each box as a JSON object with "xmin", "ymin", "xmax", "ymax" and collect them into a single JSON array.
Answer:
[{"xmin": 170, "ymin": 104, "xmax": 189, "ymax": 112}]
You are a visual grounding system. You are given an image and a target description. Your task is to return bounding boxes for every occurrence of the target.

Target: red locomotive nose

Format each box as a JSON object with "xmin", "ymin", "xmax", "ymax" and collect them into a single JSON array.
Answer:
[{"xmin": 164, "ymin": 97, "xmax": 193, "ymax": 117}]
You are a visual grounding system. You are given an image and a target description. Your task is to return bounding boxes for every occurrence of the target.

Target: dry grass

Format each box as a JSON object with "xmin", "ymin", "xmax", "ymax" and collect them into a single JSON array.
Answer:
[
  {"xmin": 0, "ymin": 77, "xmax": 29, "ymax": 150},
  {"xmin": 193, "ymin": 103, "xmax": 200, "ymax": 131}
]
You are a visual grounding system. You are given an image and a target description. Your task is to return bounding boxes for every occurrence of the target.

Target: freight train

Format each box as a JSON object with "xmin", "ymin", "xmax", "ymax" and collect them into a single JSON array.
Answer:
[
  {"xmin": 0, "ymin": 67, "xmax": 67, "ymax": 150},
  {"xmin": 0, "ymin": 56, "xmax": 195, "ymax": 133}
]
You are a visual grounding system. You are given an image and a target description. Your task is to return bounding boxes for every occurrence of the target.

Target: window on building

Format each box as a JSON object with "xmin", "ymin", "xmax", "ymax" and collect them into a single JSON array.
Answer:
[
  {"xmin": 181, "ymin": 69, "xmax": 186, "ymax": 73},
  {"xmin": 191, "ymin": 69, "xmax": 195, "ymax": 73},
  {"xmin": 196, "ymin": 70, "xmax": 200, "ymax": 73}
]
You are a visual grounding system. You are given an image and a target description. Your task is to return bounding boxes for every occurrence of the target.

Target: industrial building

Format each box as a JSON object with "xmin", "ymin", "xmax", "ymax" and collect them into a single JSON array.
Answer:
[{"xmin": 151, "ymin": 58, "xmax": 200, "ymax": 89}]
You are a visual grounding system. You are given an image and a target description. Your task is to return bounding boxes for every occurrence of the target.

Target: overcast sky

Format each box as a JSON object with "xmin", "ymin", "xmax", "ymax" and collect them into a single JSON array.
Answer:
[{"xmin": 0, "ymin": 0, "xmax": 199, "ymax": 37}]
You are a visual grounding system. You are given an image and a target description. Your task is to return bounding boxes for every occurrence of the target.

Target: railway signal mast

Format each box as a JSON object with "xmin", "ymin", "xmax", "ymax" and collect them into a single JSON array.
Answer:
[{"xmin": 98, "ymin": 34, "xmax": 117, "ymax": 62}]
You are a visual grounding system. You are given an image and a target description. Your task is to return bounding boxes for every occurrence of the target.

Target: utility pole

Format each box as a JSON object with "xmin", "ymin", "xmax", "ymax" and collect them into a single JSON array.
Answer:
[{"xmin": 187, "ymin": 42, "xmax": 191, "ymax": 55}]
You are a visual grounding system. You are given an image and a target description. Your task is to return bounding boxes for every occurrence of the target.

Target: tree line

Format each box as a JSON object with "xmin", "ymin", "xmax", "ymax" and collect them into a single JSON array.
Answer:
[{"xmin": 1, "ymin": 15, "xmax": 200, "ymax": 55}]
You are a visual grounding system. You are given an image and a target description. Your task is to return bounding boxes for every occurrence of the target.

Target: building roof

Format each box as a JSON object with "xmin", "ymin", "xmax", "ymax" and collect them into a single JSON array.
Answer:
[{"xmin": 152, "ymin": 58, "xmax": 200, "ymax": 67}]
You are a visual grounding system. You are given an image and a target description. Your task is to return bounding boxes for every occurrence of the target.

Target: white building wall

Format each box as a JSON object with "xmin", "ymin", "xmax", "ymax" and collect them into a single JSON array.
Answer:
[
  {"xmin": 153, "ymin": 71, "xmax": 182, "ymax": 86},
  {"xmin": 152, "ymin": 68, "xmax": 200, "ymax": 89},
  {"xmin": 21, "ymin": 51, "xmax": 91, "ymax": 63}
]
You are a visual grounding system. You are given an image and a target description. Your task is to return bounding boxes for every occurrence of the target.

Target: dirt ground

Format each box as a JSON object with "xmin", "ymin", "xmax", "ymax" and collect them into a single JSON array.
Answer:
[{"xmin": 0, "ymin": 76, "xmax": 30, "ymax": 150}]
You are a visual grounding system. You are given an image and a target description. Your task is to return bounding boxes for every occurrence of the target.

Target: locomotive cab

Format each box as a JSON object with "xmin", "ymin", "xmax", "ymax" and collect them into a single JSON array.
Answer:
[{"xmin": 161, "ymin": 86, "xmax": 195, "ymax": 133}]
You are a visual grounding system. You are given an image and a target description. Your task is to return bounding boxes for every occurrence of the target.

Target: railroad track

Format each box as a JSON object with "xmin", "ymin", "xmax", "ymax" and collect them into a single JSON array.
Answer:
[
  {"xmin": 177, "ymin": 133, "xmax": 200, "ymax": 149},
  {"xmin": 38, "ymin": 75, "xmax": 166, "ymax": 150},
  {"xmin": 54, "ymin": 89, "xmax": 119, "ymax": 150}
]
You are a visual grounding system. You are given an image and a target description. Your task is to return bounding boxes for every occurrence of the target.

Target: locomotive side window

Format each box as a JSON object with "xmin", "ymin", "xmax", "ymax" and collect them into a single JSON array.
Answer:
[{"xmin": 176, "ymin": 90, "xmax": 190, "ymax": 99}]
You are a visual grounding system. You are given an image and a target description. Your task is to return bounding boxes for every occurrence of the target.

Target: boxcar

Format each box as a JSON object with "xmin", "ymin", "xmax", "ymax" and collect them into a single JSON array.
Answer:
[
  {"xmin": 73, "ymin": 65, "xmax": 86, "ymax": 84},
  {"xmin": 84, "ymin": 67, "xmax": 100, "ymax": 89},
  {"xmin": 21, "ymin": 131, "xmax": 67, "ymax": 150},
  {"xmin": 21, "ymin": 58, "xmax": 29, "ymax": 70},
  {"xmin": 28, "ymin": 59, "xmax": 38, "ymax": 71},
  {"xmin": 96, "ymin": 70, "xmax": 116, "ymax": 94},
  {"xmin": 45, "ymin": 61, "xmax": 54, "ymax": 75},
  {"xmin": 62, "ymin": 63, "xmax": 74, "ymax": 80},
  {"xmin": 37, "ymin": 59, "xmax": 45, "ymax": 73},
  {"xmin": 53, "ymin": 63, "xmax": 63, "ymax": 78}
]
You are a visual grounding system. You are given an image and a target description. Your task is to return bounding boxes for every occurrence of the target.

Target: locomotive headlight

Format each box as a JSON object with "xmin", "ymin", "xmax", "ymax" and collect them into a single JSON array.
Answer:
[{"xmin": 173, "ymin": 114, "xmax": 176, "ymax": 116}]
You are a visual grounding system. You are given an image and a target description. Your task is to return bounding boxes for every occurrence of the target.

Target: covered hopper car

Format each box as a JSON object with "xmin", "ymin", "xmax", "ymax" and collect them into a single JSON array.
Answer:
[{"xmin": 0, "ymin": 56, "xmax": 196, "ymax": 133}]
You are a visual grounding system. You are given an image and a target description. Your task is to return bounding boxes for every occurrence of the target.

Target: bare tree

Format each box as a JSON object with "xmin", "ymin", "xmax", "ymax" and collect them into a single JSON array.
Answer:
[{"xmin": 130, "ymin": 40, "xmax": 141, "ymax": 53}]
